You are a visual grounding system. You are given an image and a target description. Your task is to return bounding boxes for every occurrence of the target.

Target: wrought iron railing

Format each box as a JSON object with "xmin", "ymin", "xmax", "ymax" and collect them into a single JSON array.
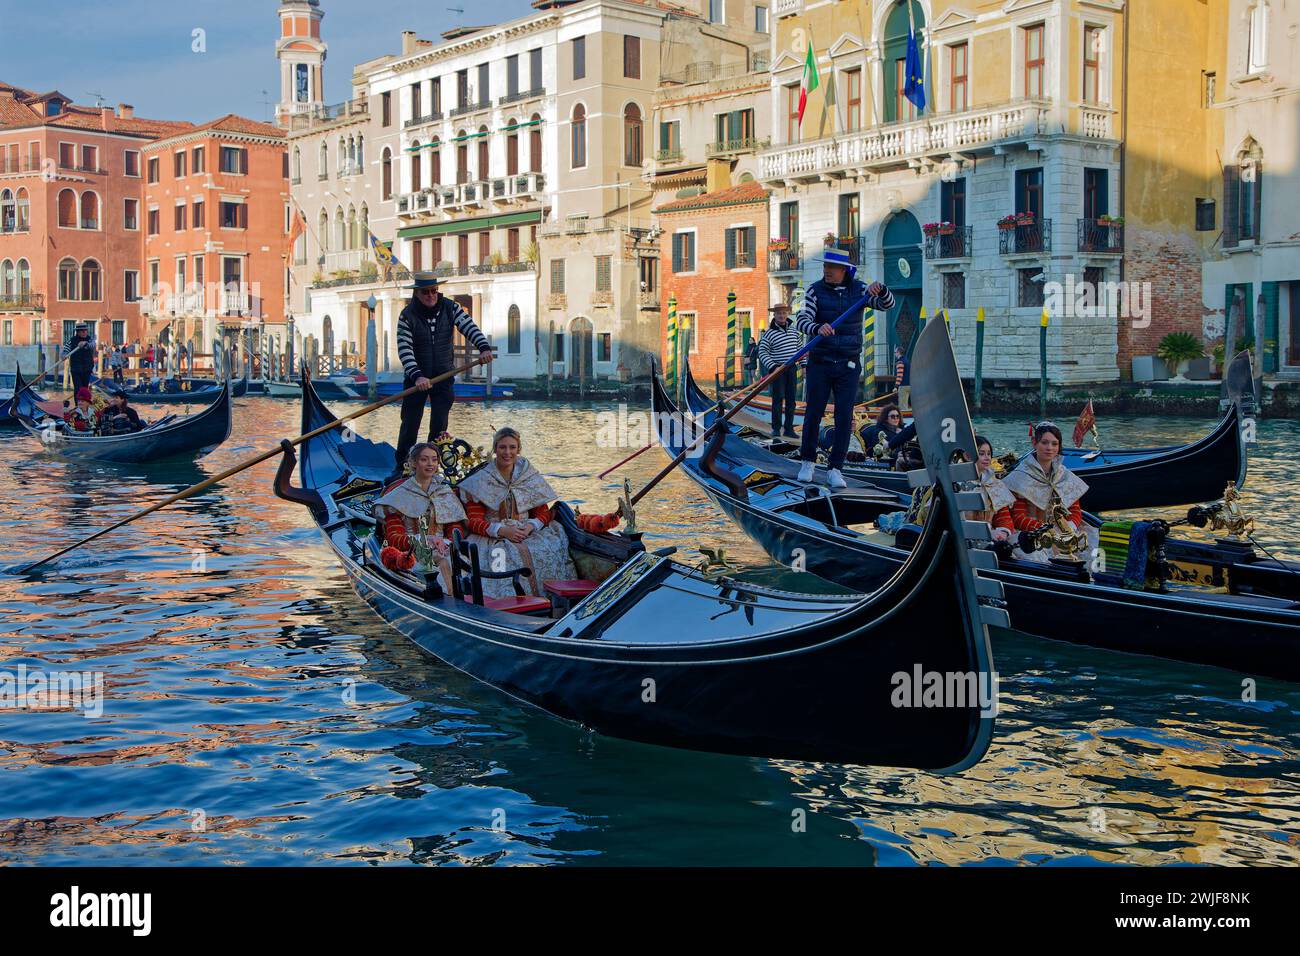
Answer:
[
  {"xmin": 769, "ymin": 242, "xmax": 802, "ymax": 273},
  {"xmin": 998, "ymin": 218, "xmax": 1051, "ymax": 255},
  {"xmin": 1077, "ymin": 218, "xmax": 1124, "ymax": 253},
  {"xmin": 923, "ymin": 225, "xmax": 973, "ymax": 260},
  {"xmin": 0, "ymin": 292, "xmax": 43, "ymax": 311},
  {"xmin": 498, "ymin": 87, "xmax": 545, "ymax": 106}
]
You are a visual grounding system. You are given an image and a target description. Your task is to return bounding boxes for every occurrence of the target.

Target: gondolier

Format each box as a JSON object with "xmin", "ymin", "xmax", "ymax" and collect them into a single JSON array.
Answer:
[
  {"xmin": 394, "ymin": 272, "xmax": 493, "ymax": 470},
  {"xmin": 63, "ymin": 322, "xmax": 95, "ymax": 393},
  {"xmin": 757, "ymin": 303, "xmax": 801, "ymax": 441},
  {"xmin": 794, "ymin": 246, "xmax": 895, "ymax": 489}
]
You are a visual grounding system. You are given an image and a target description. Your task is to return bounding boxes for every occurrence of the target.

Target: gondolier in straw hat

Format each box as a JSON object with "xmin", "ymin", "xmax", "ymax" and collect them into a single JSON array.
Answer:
[
  {"xmin": 63, "ymin": 322, "xmax": 96, "ymax": 394},
  {"xmin": 394, "ymin": 271, "xmax": 494, "ymax": 471},
  {"xmin": 794, "ymin": 246, "xmax": 895, "ymax": 489}
]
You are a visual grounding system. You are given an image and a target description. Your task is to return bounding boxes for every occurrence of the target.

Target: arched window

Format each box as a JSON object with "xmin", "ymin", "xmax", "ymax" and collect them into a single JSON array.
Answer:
[
  {"xmin": 529, "ymin": 113, "xmax": 542, "ymax": 172},
  {"xmin": 57, "ymin": 188, "xmax": 76, "ymax": 228},
  {"xmin": 0, "ymin": 260, "xmax": 13, "ymax": 296},
  {"xmin": 334, "ymin": 208, "xmax": 346, "ymax": 252},
  {"xmin": 0, "ymin": 190, "xmax": 13, "ymax": 232},
  {"xmin": 318, "ymin": 210, "xmax": 329, "ymax": 253},
  {"xmin": 16, "ymin": 187, "xmax": 29, "ymax": 231},
  {"xmin": 81, "ymin": 259, "xmax": 102, "ymax": 301},
  {"xmin": 292, "ymin": 147, "xmax": 301, "ymax": 180},
  {"xmin": 506, "ymin": 119, "xmax": 519, "ymax": 176},
  {"xmin": 346, "ymin": 206, "xmax": 357, "ymax": 250},
  {"xmin": 430, "ymin": 138, "xmax": 441, "ymax": 186},
  {"xmin": 360, "ymin": 204, "xmax": 369, "ymax": 244},
  {"xmin": 319, "ymin": 142, "xmax": 328, "ymax": 179},
  {"xmin": 456, "ymin": 131, "xmax": 469, "ymax": 184},
  {"xmin": 337, "ymin": 135, "xmax": 346, "ymax": 174},
  {"xmin": 507, "ymin": 304, "xmax": 521, "ymax": 355},
  {"xmin": 381, "ymin": 147, "xmax": 392, "ymax": 200},
  {"xmin": 623, "ymin": 104, "xmax": 643, "ymax": 166},
  {"xmin": 1248, "ymin": 1, "xmax": 1269, "ymax": 74},
  {"xmin": 17, "ymin": 258, "xmax": 30, "ymax": 294},
  {"xmin": 410, "ymin": 141, "xmax": 422, "ymax": 192},
  {"xmin": 58, "ymin": 257, "xmax": 79, "ymax": 300},
  {"xmin": 80, "ymin": 191, "xmax": 100, "ymax": 230},
  {"xmin": 357, "ymin": 135, "xmax": 365, "ymax": 168},
  {"xmin": 477, "ymin": 125, "xmax": 489, "ymax": 181},
  {"xmin": 571, "ymin": 104, "xmax": 586, "ymax": 169}
]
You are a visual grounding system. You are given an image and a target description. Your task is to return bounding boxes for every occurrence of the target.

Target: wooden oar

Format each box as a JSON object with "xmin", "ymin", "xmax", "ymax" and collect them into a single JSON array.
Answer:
[
  {"xmin": 598, "ymin": 441, "xmax": 654, "ymax": 479},
  {"xmin": 10, "ymin": 341, "xmax": 88, "ymax": 404},
  {"xmin": 631, "ymin": 287, "xmax": 881, "ymax": 507},
  {"xmin": 21, "ymin": 357, "xmax": 489, "ymax": 574}
]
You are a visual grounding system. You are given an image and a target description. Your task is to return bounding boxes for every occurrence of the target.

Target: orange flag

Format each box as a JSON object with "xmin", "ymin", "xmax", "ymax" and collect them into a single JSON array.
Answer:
[
  {"xmin": 287, "ymin": 205, "xmax": 305, "ymax": 250},
  {"xmin": 1073, "ymin": 400, "xmax": 1096, "ymax": 447}
]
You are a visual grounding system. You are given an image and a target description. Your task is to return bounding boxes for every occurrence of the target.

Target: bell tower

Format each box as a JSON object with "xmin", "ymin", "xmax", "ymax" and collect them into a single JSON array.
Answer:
[{"xmin": 276, "ymin": 0, "xmax": 327, "ymax": 126}]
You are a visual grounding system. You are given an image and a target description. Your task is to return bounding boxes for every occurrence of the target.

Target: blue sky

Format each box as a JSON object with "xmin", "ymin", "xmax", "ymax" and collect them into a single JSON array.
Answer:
[{"xmin": 2, "ymin": 0, "xmax": 539, "ymax": 123}]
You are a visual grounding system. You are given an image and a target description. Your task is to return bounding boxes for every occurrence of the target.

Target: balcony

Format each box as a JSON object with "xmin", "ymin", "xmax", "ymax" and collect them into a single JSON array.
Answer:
[
  {"xmin": 923, "ymin": 225, "xmax": 973, "ymax": 260},
  {"xmin": 1077, "ymin": 217, "xmax": 1124, "ymax": 254},
  {"xmin": 0, "ymin": 160, "xmax": 42, "ymax": 176},
  {"xmin": 283, "ymin": 97, "xmax": 369, "ymax": 132},
  {"xmin": 762, "ymin": 100, "xmax": 1064, "ymax": 184},
  {"xmin": 769, "ymin": 242, "xmax": 802, "ymax": 274},
  {"xmin": 0, "ymin": 292, "xmax": 43, "ymax": 312},
  {"xmin": 222, "ymin": 289, "xmax": 251, "ymax": 316},
  {"xmin": 706, "ymin": 137, "xmax": 770, "ymax": 158},
  {"xmin": 591, "ymin": 291, "xmax": 613, "ymax": 306},
  {"xmin": 58, "ymin": 163, "xmax": 106, "ymax": 176},
  {"xmin": 404, "ymin": 111, "xmax": 444, "ymax": 129},
  {"xmin": 654, "ymin": 148, "xmax": 685, "ymax": 164},
  {"xmin": 498, "ymin": 87, "xmax": 545, "ymax": 107},
  {"xmin": 449, "ymin": 100, "xmax": 491, "ymax": 120},
  {"xmin": 547, "ymin": 293, "xmax": 567, "ymax": 310},
  {"xmin": 397, "ymin": 190, "xmax": 438, "ymax": 217},
  {"xmin": 638, "ymin": 290, "xmax": 659, "ymax": 310},
  {"xmin": 773, "ymin": 0, "xmax": 802, "ymax": 17},
  {"xmin": 998, "ymin": 218, "xmax": 1051, "ymax": 255}
]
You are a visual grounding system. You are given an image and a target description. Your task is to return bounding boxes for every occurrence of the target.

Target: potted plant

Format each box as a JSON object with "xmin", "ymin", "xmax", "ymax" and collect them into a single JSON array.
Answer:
[
  {"xmin": 922, "ymin": 222, "xmax": 940, "ymax": 237},
  {"xmin": 938, "ymin": 221, "xmax": 956, "ymax": 235},
  {"xmin": 997, "ymin": 214, "xmax": 1019, "ymax": 230},
  {"xmin": 524, "ymin": 241, "xmax": 540, "ymax": 264},
  {"xmin": 1156, "ymin": 331, "xmax": 1205, "ymax": 380},
  {"xmin": 1016, "ymin": 211, "xmax": 1035, "ymax": 226},
  {"xmin": 769, "ymin": 237, "xmax": 789, "ymax": 251},
  {"xmin": 823, "ymin": 231, "xmax": 837, "ymax": 247}
]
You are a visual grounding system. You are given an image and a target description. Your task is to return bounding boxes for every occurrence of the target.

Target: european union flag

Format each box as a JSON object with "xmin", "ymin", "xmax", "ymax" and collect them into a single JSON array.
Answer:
[{"xmin": 904, "ymin": 28, "xmax": 926, "ymax": 113}]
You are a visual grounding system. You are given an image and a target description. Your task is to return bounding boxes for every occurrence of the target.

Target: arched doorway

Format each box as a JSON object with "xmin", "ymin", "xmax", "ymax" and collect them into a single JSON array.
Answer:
[
  {"xmin": 881, "ymin": 210, "xmax": 923, "ymax": 360},
  {"xmin": 569, "ymin": 317, "xmax": 594, "ymax": 381}
]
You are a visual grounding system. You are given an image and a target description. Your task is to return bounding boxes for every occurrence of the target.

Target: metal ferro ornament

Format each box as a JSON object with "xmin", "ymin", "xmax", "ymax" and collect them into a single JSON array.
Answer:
[{"xmin": 1211, "ymin": 482, "xmax": 1254, "ymax": 539}]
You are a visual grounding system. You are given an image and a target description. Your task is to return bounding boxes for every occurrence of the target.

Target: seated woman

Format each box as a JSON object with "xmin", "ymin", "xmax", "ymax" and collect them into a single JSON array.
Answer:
[
  {"xmin": 62, "ymin": 387, "xmax": 98, "ymax": 433},
  {"xmin": 97, "ymin": 391, "xmax": 143, "ymax": 433},
  {"xmin": 860, "ymin": 405, "xmax": 903, "ymax": 460},
  {"xmin": 375, "ymin": 442, "xmax": 467, "ymax": 587},
  {"xmin": 458, "ymin": 427, "xmax": 619, "ymax": 599},
  {"xmin": 1002, "ymin": 422, "xmax": 1090, "ymax": 561},
  {"xmin": 967, "ymin": 434, "xmax": 1015, "ymax": 543}
]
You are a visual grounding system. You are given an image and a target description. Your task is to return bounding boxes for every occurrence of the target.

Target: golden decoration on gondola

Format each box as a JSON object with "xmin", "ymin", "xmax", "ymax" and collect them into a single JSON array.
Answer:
[
  {"xmin": 617, "ymin": 477, "xmax": 638, "ymax": 536},
  {"xmin": 1030, "ymin": 491, "xmax": 1089, "ymax": 560},
  {"xmin": 1209, "ymin": 482, "xmax": 1254, "ymax": 539},
  {"xmin": 695, "ymin": 546, "xmax": 739, "ymax": 577},
  {"xmin": 433, "ymin": 433, "xmax": 486, "ymax": 486},
  {"xmin": 994, "ymin": 451, "xmax": 1019, "ymax": 476}
]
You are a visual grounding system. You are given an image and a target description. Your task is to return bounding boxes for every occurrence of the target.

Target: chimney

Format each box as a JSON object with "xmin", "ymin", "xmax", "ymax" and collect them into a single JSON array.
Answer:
[
  {"xmin": 117, "ymin": 103, "xmax": 134, "ymax": 119},
  {"xmin": 101, "ymin": 106, "xmax": 113, "ymax": 130},
  {"xmin": 706, "ymin": 158, "xmax": 731, "ymax": 194},
  {"xmin": 402, "ymin": 30, "xmax": 417, "ymax": 55}
]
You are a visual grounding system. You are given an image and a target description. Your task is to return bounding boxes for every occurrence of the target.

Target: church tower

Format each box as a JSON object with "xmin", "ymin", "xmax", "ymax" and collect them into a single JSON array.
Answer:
[{"xmin": 275, "ymin": 0, "xmax": 327, "ymax": 126}]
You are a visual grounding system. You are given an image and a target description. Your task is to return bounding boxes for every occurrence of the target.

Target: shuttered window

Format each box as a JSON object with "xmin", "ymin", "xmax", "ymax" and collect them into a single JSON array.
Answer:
[
  {"xmin": 671, "ymin": 232, "xmax": 695, "ymax": 273},
  {"xmin": 624, "ymin": 35, "xmax": 640, "ymax": 79},
  {"xmin": 725, "ymin": 227, "xmax": 756, "ymax": 269},
  {"xmin": 1222, "ymin": 165, "xmax": 1240, "ymax": 248},
  {"xmin": 596, "ymin": 255, "xmax": 611, "ymax": 291},
  {"xmin": 550, "ymin": 258, "xmax": 565, "ymax": 293}
]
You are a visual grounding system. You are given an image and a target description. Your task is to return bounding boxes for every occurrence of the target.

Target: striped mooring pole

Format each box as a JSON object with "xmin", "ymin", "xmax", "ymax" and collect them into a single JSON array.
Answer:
[
  {"xmin": 1039, "ymin": 305, "xmax": 1050, "ymax": 420},
  {"xmin": 725, "ymin": 290, "xmax": 737, "ymax": 389},
  {"xmin": 666, "ymin": 294, "xmax": 678, "ymax": 396},
  {"xmin": 863, "ymin": 308, "xmax": 876, "ymax": 398},
  {"xmin": 974, "ymin": 306, "xmax": 986, "ymax": 410}
]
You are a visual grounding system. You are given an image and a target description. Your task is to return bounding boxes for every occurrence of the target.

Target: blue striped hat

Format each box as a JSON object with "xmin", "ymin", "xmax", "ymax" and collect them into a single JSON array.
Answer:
[{"xmin": 817, "ymin": 247, "xmax": 854, "ymax": 268}]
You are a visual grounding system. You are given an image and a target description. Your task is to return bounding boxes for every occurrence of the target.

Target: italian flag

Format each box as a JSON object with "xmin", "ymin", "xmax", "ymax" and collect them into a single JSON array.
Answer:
[{"xmin": 797, "ymin": 42, "xmax": 820, "ymax": 127}]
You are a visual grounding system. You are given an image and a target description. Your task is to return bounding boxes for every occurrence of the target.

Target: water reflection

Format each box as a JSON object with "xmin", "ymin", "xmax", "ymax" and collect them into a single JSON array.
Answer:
[{"xmin": 0, "ymin": 397, "xmax": 1296, "ymax": 865}]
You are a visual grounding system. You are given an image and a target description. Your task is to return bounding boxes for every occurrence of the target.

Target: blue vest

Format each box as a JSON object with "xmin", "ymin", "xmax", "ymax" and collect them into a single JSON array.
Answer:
[{"xmin": 807, "ymin": 278, "xmax": 868, "ymax": 361}]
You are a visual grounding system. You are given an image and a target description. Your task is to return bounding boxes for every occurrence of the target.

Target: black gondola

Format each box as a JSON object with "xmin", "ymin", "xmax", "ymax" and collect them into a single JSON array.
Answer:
[
  {"xmin": 269, "ymin": 355, "xmax": 1005, "ymax": 771},
  {"xmin": 86, "ymin": 374, "xmax": 248, "ymax": 404},
  {"xmin": 8, "ymin": 373, "xmax": 233, "ymax": 463},
  {"xmin": 0, "ymin": 367, "xmax": 46, "ymax": 428},
  {"xmin": 683, "ymin": 353, "xmax": 1251, "ymax": 514},
  {"xmin": 658, "ymin": 343, "xmax": 1300, "ymax": 683}
]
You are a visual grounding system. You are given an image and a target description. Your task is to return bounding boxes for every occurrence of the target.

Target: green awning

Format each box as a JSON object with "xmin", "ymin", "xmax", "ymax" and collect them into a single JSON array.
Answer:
[
  {"xmin": 398, "ymin": 209, "xmax": 543, "ymax": 239},
  {"xmin": 500, "ymin": 118, "xmax": 543, "ymax": 133}
]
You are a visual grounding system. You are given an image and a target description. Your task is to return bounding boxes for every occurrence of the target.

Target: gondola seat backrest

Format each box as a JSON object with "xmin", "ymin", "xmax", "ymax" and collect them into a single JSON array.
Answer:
[{"xmin": 448, "ymin": 528, "xmax": 551, "ymax": 614}]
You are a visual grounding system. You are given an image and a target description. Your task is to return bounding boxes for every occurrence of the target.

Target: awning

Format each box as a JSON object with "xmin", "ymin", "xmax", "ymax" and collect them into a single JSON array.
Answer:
[{"xmin": 398, "ymin": 209, "xmax": 543, "ymax": 239}]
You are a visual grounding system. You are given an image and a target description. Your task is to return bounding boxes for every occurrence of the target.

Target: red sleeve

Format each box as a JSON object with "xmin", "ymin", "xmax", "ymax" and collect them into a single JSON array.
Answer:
[
  {"xmin": 1067, "ymin": 500, "xmax": 1084, "ymax": 530},
  {"xmin": 529, "ymin": 503, "xmax": 553, "ymax": 526},
  {"xmin": 384, "ymin": 512, "xmax": 411, "ymax": 551},
  {"xmin": 442, "ymin": 520, "xmax": 466, "ymax": 539},
  {"xmin": 576, "ymin": 512, "xmax": 621, "ymax": 533},
  {"xmin": 991, "ymin": 507, "xmax": 1014, "ymax": 531},
  {"xmin": 465, "ymin": 499, "xmax": 492, "ymax": 537},
  {"xmin": 1010, "ymin": 498, "xmax": 1043, "ymax": 532}
]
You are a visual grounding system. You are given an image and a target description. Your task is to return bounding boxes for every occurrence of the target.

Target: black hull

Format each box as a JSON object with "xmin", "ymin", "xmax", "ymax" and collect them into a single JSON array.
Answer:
[
  {"xmin": 283, "ymin": 366, "xmax": 1001, "ymax": 771},
  {"xmin": 11, "ymin": 375, "xmax": 233, "ymax": 463},
  {"xmin": 682, "ymin": 360, "xmax": 1248, "ymax": 514},
  {"xmin": 659, "ymin": 377, "xmax": 1300, "ymax": 683},
  {"xmin": 87, "ymin": 375, "xmax": 248, "ymax": 404},
  {"xmin": 0, "ymin": 367, "xmax": 45, "ymax": 427}
]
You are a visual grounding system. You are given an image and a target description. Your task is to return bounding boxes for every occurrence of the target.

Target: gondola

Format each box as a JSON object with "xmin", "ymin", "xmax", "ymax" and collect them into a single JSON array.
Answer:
[
  {"xmin": 681, "ymin": 352, "xmax": 1251, "ymax": 514},
  {"xmin": 269, "ymin": 360, "xmax": 1005, "ymax": 771},
  {"xmin": 0, "ymin": 367, "xmax": 47, "ymax": 427},
  {"xmin": 87, "ymin": 374, "xmax": 248, "ymax": 404},
  {"xmin": 8, "ymin": 373, "xmax": 233, "ymax": 463},
  {"xmin": 657, "ymin": 336, "xmax": 1300, "ymax": 683}
]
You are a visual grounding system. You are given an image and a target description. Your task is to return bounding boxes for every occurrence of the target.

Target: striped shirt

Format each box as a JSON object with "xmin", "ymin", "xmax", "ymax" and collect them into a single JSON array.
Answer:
[
  {"xmin": 757, "ymin": 324, "xmax": 803, "ymax": 371},
  {"xmin": 397, "ymin": 297, "xmax": 490, "ymax": 380},
  {"xmin": 794, "ymin": 283, "xmax": 896, "ymax": 338}
]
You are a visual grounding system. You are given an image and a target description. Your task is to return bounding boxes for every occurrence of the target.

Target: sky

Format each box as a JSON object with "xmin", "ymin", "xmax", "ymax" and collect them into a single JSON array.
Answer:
[{"xmin": 2, "ymin": 0, "xmax": 540, "ymax": 124}]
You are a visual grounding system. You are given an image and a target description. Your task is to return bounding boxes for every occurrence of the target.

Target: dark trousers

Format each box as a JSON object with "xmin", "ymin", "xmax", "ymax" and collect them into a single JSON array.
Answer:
[
  {"xmin": 71, "ymin": 368, "xmax": 92, "ymax": 393},
  {"xmin": 798, "ymin": 358, "xmax": 860, "ymax": 471},
  {"xmin": 395, "ymin": 377, "xmax": 454, "ymax": 469},
  {"xmin": 769, "ymin": 366, "xmax": 797, "ymax": 436},
  {"xmin": 112, "ymin": 367, "xmax": 124, "ymax": 383}
]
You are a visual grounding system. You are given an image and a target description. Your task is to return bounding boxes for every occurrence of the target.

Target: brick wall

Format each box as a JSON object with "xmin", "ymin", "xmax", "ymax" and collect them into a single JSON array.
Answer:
[{"xmin": 1119, "ymin": 227, "xmax": 1210, "ymax": 377}]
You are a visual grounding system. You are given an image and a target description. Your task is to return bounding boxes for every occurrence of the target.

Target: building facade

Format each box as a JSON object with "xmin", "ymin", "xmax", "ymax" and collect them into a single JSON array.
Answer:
[
  {"xmin": 0, "ymin": 83, "xmax": 189, "ymax": 366},
  {"xmin": 1201, "ymin": 0, "xmax": 1300, "ymax": 380},
  {"xmin": 140, "ymin": 116, "xmax": 291, "ymax": 369},
  {"xmin": 761, "ymin": 0, "xmax": 1227, "ymax": 387}
]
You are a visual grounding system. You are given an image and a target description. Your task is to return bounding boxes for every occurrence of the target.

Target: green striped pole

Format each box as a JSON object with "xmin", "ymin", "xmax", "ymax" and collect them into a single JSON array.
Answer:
[
  {"xmin": 666, "ymin": 295, "xmax": 678, "ymax": 395},
  {"xmin": 863, "ymin": 308, "xmax": 876, "ymax": 398},
  {"xmin": 794, "ymin": 282, "xmax": 805, "ymax": 398},
  {"xmin": 974, "ymin": 306, "xmax": 985, "ymax": 410},
  {"xmin": 1039, "ymin": 305, "xmax": 1049, "ymax": 420},
  {"xmin": 725, "ymin": 290, "xmax": 737, "ymax": 388}
]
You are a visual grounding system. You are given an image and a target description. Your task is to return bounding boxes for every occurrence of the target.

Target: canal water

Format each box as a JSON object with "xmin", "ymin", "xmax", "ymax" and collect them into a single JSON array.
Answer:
[{"xmin": 0, "ymin": 395, "xmax": 1297, "ymax": 865}]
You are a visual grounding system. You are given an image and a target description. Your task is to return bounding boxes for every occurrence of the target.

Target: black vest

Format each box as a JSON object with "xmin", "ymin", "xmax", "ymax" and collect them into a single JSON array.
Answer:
[
  {"xmin": 401, "ymin": 298, "xmax": 455, "ymax": 380},
  {"xmin": 67, "ymin": 336, "xmax": 95, "ymax": 376}
]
